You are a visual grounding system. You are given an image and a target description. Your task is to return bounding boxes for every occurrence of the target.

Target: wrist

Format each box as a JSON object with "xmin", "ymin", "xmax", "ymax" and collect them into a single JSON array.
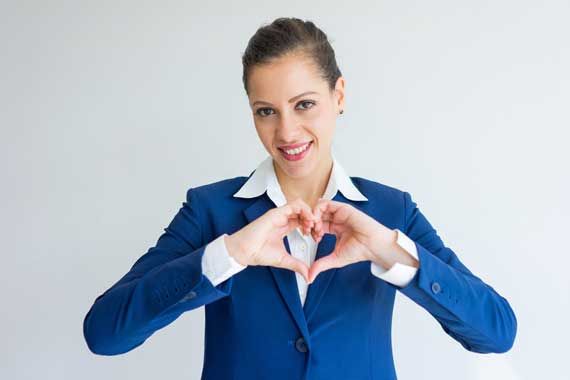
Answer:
[
  {"xmin": 224, "ymin": 233, "xmax": 248, "ymax": 266},
  {"xmin": 370, "ymin": 228, "xmax": 420, "ymax": 269},
  {"xmin": 367, "ymin": 227, "xmax": 398, "ymax": 267}
]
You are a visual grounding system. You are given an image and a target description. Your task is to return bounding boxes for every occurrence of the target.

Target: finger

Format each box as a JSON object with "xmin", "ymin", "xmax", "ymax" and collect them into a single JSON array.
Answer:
[
  {"xmin": 318, "ymin": 206, "xmax": 344, "ymax": 235},
  {"xmin": 295, "ymin": 213, "xmax": 311, "ymax": 237},
  {"xmin": 299, "ymin": 200, "xmax": 317, "ymax": 224},
  {"xmin": 310, "ymin": 222, "xmax": 324, "ymax": 244},
  {"xmin": 274, "ymin": 215, "xmax": 299, "ymax": 237},
  {"xmin": 270, "ymin": 205, "xmax": 293, "ymax": 234},
  {"xmin": 281, "ymin": 203, "xmax": 301, "ymax": 219},
  {"xmin": 316, "ymin": 198, "xmax": 347, "ymax": 218},
  {"xmin": 298, "ymin": 213, "xmax": 312, "ymax": 236},
  {"xmin": 280, "ymin": 204, "xmax": 302, "ymax": 224},
  {"xmin": 310, "ymin": 224, "xmax": 319, "ymax": 243},
  {"xmin": 308, "ymin": 254, "xmax": 340, "ymax": 284},
  {"xmin": 303, "ymin": 217, "xmax": 314, "ymax": 234},
  {"xmin": 319, "ymin": 214, "xmax": 334, "ymax": 234},
  {"xmin": 286, "ymin": 199, "xmax": 315, "ymax": 237},
  {"xmin": 310, "ymin": 204, "xmax": 324, "ymax": 243},
  {"xmin": 293, "ymin": 198, "xmax": 317, "ymax": 230},
  {"xmin": 272, "ymin": 204, "xmax": 313, "ymax": 237},
  {"xmin": 284, "ymin": 216, "xmax": 301, "ymax": 235},
  {"xmin": 289, "ymin": 202, "xmax": 301, "ymax": 217},
  {"xmin": 285, "ymin": 212, "xmax": 310, "ymax": 237},
  {"xmin": 281, "ymin": 204, "xmax": 294, "ymax": 216},
  {"xmin": 278, "ymin": 253, "xmax": 310, "ymax": 283},
  {"xmin": 313, "ymin": 200, "xmax": 325, "ymax": 231}
]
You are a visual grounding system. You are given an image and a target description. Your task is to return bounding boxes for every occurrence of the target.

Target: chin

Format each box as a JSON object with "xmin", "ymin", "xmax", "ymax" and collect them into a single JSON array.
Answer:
[{"xmin": 282, "ymin": 159, "xmax": 318, "ymax": 179}]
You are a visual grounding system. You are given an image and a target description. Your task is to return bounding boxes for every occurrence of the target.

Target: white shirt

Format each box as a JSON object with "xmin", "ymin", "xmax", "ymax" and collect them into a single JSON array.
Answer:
[{"xmin": 201, "ymin": 153, "xmax": 419, "ymax": 306}]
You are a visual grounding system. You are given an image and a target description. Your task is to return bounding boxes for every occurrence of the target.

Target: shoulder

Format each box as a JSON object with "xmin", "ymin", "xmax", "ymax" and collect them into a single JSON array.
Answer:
[
  {"xmin": 350, "ymin": 175, "xmax": 409, "ymax": 205},
  {"xmin": 350, "ymin": 176, "xmax": 419, "ymax": 229},
  {"xmin": 185, "ymin": 176, "xmax": 249, "ymax": 202}
]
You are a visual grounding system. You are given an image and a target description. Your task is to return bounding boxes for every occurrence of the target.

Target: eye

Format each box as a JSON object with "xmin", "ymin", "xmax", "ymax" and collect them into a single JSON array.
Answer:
[
  {"xmin": 256, "ymin": 107, "xmax": 274, "ymax": 117},
  {"xmin": 255, "ymin": 100, "xmax": 317, "ymax": 118},
  {"xmin": 296, "ymin": 100, "xmax": 316, "ymax": 110}
]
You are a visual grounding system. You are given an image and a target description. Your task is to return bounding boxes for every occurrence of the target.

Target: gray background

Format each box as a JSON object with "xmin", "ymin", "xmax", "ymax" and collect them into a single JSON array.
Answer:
[{"xmin": 1, "ymin": 1, "xmax": 568, "ymax": 379}]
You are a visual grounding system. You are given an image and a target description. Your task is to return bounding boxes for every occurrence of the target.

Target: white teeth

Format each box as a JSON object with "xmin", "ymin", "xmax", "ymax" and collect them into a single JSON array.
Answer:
[{"xmin": 283, "ymin": 142, "xmax": 310, "ymax": 155}]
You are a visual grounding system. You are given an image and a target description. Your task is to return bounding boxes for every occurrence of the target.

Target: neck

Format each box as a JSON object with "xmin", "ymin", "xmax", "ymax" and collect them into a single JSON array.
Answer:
[{"xmin": 273, "ymin": 154, "xmax": 333, "ymax": 209}]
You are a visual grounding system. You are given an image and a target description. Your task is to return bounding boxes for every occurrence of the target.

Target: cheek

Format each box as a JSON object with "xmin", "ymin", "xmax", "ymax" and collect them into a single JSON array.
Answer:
[
  {"xmin": 307, "ymin": 106, "xmax": 336, "ymax": 126},
  {"xmin": 307, "ymin": 114, "xmax": 335, "ymax": 139},
  {"xmin": 305, "ymin": 110, "xmax": 323, "ymax": 124},
  {"xmin": 256, "ymin": 129, "xmax": 274, "ymax": 149}
]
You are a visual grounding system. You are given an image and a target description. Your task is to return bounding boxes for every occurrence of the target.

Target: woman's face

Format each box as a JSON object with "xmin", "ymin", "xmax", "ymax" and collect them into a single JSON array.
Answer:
[{"xmin": 247, "ymin": 54, "xmax": 345, "ymax": 180}]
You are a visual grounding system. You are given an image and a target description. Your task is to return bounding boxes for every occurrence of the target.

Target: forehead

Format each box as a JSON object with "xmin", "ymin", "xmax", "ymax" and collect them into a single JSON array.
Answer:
[{"xmin": 248, "ymin": 55, "xmax": 327, "ymax": 103}]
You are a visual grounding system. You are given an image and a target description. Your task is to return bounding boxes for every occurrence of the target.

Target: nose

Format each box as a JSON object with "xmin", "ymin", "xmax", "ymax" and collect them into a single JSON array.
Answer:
[{"xmin": 276, "ymin": 111, "xmax": 305, "ymax": 143}]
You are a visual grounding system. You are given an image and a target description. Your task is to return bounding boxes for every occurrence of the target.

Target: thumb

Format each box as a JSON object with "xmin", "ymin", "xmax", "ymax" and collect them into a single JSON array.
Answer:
[
  {"xmin": 276, "ymin": 253, "xmax": 310, "ymax": 284},
  {"xmin": 308, "ymin": 251, "xmax": 341, "ymax": 284}
]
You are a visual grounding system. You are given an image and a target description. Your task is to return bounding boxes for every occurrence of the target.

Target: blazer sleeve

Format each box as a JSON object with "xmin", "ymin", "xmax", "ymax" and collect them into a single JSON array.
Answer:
[
  {"xmin": 83, "ymin": 187, "xmax": 234, "ymax": 356},
  {"xmin": 394, "ymin": 191, "xmax": 517, "ymax": 354}
]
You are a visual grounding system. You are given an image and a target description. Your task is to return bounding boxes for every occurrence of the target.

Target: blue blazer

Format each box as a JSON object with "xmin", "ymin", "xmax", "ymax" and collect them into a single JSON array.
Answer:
[{"xmin": 83, "ymin": 173, "xmax": 517, "ymax": 380}]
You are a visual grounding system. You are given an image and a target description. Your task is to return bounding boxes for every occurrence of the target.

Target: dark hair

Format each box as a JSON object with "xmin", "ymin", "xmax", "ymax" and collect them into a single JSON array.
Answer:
[{"xmin": 241, "ymin": 17, "xmax": 342, "ymax": 96}]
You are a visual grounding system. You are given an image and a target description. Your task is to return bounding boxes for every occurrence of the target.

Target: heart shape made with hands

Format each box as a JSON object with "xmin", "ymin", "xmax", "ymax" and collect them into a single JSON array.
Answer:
[{"xmin": 287, "ymin": 197, "xmax": 390, "ymax": 285}]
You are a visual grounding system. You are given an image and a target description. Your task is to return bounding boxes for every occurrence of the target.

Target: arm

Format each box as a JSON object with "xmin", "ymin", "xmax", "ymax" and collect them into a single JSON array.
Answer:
[
  {"xmin": 202, "ymin": 233, "xmax": 247, "ymax": 286},
  {"xmin": 370, "ymin": 229, "xmax": 419, "ymax": 287},
  {"xmin": 83, "ymin": 188, "xmax": 238, "ymax": 356},
  {"xmin": 393, "ymin": 191, "xmax": 517, "ymax": 354}
]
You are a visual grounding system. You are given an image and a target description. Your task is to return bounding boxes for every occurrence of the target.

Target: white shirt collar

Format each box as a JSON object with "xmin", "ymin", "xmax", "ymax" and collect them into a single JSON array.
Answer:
[{"xmin": 233, "ymin": 151, "xmax": 368, "ymax": 207}]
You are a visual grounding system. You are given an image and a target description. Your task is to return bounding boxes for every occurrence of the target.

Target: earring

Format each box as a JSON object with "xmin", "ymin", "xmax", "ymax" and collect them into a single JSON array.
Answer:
[{"xmin": 339, "ymin": 109, "xmax": 344, "ymax": 114}]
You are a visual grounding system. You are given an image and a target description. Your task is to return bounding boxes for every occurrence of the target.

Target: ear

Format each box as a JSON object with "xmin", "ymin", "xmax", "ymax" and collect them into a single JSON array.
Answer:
[{"xmin": 334, "ymin": 76, "xmax": 346, "ymax": 112}]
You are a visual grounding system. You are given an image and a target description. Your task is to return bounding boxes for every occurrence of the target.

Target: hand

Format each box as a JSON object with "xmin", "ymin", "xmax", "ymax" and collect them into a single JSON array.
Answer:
[
  {"xmin": 225, "ymin": 198, "xmax": 318, "ymax": 283},
  {"xmin": 307, "ymin": 198, "xmax": 395, "ymax": 284}
]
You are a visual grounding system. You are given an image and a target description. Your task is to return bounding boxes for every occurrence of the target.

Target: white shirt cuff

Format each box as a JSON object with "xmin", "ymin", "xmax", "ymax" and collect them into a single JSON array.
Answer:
[
  {"xmin": 201, "ymin": 233, "xmax": 247, "ymax": 287},
  {"xmin": 370, "ymin": 229, "xmax": 419, "ymax": 287}
]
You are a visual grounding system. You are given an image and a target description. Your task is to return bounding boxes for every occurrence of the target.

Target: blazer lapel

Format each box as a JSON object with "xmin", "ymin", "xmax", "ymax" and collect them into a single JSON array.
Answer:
[
  {"xmin": 302, "ymin": 191, "xmax": 343, "ymax": 322},
  {"xmin": 243, "ymin": 193, "xmax": 311, "ymax": 343}
]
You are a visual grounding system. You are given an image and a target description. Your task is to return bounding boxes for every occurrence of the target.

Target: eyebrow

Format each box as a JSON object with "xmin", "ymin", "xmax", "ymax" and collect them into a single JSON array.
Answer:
[{"xmin": 252, "ymin": 91, "xmax": 319, "ymax": 107}]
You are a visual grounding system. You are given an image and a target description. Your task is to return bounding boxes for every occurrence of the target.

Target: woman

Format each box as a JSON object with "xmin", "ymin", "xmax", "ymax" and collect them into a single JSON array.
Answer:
[{"xmin": 83, "ymin": 17, "xmax": 517, "ymax": 379}]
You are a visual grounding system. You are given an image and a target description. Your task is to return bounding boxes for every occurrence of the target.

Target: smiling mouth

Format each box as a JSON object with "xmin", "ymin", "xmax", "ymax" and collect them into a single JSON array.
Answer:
[{"xmin": 278, "ymin": 140, "xmax": 313, "ymax": 161}]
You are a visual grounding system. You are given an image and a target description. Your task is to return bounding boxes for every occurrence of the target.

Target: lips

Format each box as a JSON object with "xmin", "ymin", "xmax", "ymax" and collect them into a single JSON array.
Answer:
[
  {"xmin": 278, "ymin": 140, "xmax": 313, "ymax": 151},
  {"xmin": 279, "ymin": 141, "xmax": 313, "ymax": 161}
]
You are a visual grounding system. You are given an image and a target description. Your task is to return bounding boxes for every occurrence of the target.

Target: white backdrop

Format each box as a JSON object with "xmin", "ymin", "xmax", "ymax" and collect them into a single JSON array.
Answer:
[{"xmin": 1, "ymin": 1, "xmax": 568, "ymax": 379}]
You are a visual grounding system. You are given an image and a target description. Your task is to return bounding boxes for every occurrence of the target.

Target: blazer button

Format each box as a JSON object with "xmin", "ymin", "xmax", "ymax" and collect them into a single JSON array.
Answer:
[
  {"xmin": 431, "ymin": 282, "xmax": 441, "ymax": 294},
  {"xmin": 295, "ymin": 337, "xmax": 308, "ymax": 353}
]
